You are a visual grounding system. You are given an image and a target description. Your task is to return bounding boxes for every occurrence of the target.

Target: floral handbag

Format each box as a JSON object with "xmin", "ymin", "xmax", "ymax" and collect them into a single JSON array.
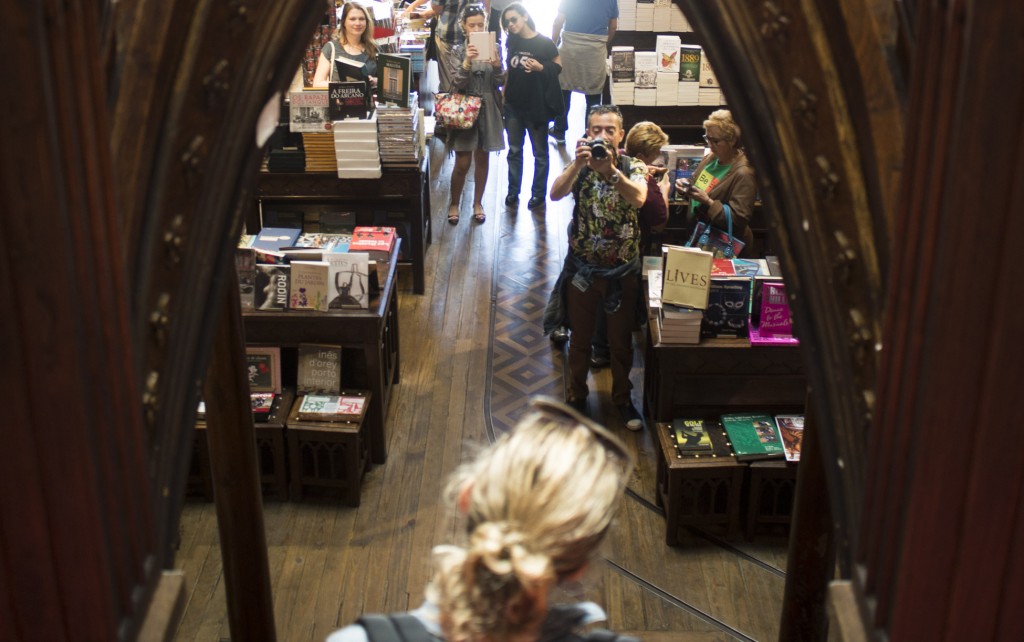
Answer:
[{"xmin": 433, "ymin": 92, "xmax": 482, "ymax": 130}]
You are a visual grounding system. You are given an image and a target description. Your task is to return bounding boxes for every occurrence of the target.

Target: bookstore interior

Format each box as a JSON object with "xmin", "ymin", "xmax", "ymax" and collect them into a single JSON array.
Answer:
[
  {"xmin": 14, "ymin": 0, "xmax": 1022, "ymax": 639},
  {"xmin": 226, "ymin": 0, "xmax": 805, "ymax": 536}
]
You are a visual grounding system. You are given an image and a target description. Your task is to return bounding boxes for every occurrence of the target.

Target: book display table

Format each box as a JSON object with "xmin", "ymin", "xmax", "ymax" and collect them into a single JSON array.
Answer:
[
  {"xmin": 745, "ymin": 460, "xmax": 798, "ymax": 540},
  {"xmin": 655, "ymin": 422, "xmax": 745, "ymax": 543},
  {"xmin": 255, "ymin": 155, "xmax": 431, "ymax": 294},
  {"xmin": 188, "ymin": 388, "xmax": 293, "ymax": 501},
  {"xmin": 642, "ymin": 289, "xmax": 807, "ymax": 423},
  {"xmin": 243, "ymin": 243, "xmax": 400, "ymax": 465},
  {"xmin": 284, "ymin": 394, "xmax": 370, "ymax": 506}
]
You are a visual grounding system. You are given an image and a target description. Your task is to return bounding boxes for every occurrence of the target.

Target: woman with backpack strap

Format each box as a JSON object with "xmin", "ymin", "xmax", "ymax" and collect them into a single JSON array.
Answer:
[{"xmin": 327, "ymin": 397, "xmax": 637, "ymax": 642}]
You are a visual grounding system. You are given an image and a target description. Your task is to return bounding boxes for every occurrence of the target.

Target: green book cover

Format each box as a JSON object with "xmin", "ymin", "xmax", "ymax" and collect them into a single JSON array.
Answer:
[
  {"xmin": 678, "ymin": 45, "xmax": 701, "ymax": 82},
  {"xmin": 721, "ymin": 413, "xmax": 785, "ymax": 461}
]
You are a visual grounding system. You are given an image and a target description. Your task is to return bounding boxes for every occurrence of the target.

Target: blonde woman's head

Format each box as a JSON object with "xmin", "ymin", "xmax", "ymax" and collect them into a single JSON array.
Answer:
[
  {"xmin": 625, "ymin": 121, "xmax": 669, "ymax": 163},
  {"xmin": 427, "ymin": 398, "xmax": 634, "ymax": 642},
  {"xmin": 703, "ymin": 109, "xmax": 741, "ymax": 144}
]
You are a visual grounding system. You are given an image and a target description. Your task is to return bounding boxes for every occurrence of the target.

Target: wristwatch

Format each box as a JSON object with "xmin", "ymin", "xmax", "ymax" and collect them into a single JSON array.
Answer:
[{"xmin": 607, "ymin": 171, "xmax": 621, "ymax": 185}]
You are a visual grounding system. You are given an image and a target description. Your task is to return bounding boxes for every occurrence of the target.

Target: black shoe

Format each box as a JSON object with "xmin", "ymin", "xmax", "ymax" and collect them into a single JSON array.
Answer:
[
  {"xmin": 550, "ymin": 326, "xmax": 570, "ymax": 345},
  {"xmin": 547, "ymin": 126, "xmax": 566, "ymax": 145},
  {"xmin": 528, "ymin": 196, "xmax": 545, "ymax": 209},
  {"xmin": 617, "ymin": 402, "xmax": 644, "ymax": 431},
  {"xmin": 505, "ymin": 194, "xmax": 519, "ymax": 207},
  {"xmin": 566, "ymin": 397, "xmax": 589, "ymax": 417},
  {"xmin": 590, "ymin": 353, "xmax": 611, "ymax": 369}
]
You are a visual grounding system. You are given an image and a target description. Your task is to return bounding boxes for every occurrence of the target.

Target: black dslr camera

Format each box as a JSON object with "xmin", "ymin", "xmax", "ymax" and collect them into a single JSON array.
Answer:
[{"xmin": 582, "ymin": 137, "xmax": 612, "ymax": 160}]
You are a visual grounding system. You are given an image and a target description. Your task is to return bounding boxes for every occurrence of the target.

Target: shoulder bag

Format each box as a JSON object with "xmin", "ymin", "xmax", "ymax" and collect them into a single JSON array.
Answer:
[
  {"xmin": 433, "ymin": 91, "xmax": 482, "ymax": 129},
  {"xmin": 686, "ymin": 203, "xmax": 745, "ymax": 259}
]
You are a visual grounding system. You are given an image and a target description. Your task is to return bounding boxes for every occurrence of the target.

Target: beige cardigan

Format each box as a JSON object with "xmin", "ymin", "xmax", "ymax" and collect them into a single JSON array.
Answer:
[{"xmin": 691, "ymin": 149, "xmax": 757, "ymax": 254}]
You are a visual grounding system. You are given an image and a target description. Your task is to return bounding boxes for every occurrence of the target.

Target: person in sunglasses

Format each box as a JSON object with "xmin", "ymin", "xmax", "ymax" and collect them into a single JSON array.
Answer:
[
  {"xmin": 674, "ymin": 109, "xmax": 757, "ymax": 255},
  {"xmin": 326, "ymin": 397, "xmax": 637, "ymax": 642}
]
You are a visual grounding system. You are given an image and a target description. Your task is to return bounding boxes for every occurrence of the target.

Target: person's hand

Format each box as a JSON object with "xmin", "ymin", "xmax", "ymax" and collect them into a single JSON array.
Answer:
[
  {"xmin": 490, "ymin": 45, "xmax": 502, "ymax": 69},
  {"xmin": 521, "ymin": 56, "xmax": 540, "ymax": 73},
  {"xmin": 588, "ymin": 149, "xmax": 615, "ymax": 175},
  {"xmin": 689, "ymin": 185, "xmax": 711, "ymax": 206},
  {"xmin": 674, "ymin": 177, "xmax": 691, "ymax": 196},
  {"xmin": 647, "ymin": 164, "xmax": 668, "ymax": 180},
  {"xmin": 466, "ymin": 43, "xmax": 479, "ymax": 61},
  {"xmin": 368, "ymin": 75, "xmax": 378, "ymax": 89},
  {"xmin": 573, "ymin": 138, "xmax": 592, "ymax": 167}
]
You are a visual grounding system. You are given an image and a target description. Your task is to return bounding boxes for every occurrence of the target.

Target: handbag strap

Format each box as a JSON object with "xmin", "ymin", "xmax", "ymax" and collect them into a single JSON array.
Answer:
[{"xmin": 722, "ymin": 203, "xmax": 733, "ymax": 239}]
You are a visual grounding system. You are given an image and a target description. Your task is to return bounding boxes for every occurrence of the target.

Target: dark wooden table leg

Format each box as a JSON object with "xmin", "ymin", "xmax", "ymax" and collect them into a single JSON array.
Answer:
[
  {"xmin": 779, "ymin": 397, "xmax": 835, "ymax": 640},
  {"xmin": 203, "ymin": 266, "xmax": 276, "ymax": 641}
]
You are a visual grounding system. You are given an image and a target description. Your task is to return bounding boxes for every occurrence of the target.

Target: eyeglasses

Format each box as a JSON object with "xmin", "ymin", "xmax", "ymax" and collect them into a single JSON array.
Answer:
[
  {"xmin": 528, "ymin": 397, "xmax": 634, "ymax": 467},
  {"xmin": 703, "ymin": 134, "xmax": 724, "ymax": 145},
  {"xmin": 504, "ymin": 15, "xmax": 520, "ymax": 25}
]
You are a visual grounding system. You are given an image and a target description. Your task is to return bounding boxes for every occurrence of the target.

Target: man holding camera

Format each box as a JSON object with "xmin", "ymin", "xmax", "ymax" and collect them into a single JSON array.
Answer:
[{"xmin": 546, "ymin": 105, "xmax": 648, "ymax": 428}]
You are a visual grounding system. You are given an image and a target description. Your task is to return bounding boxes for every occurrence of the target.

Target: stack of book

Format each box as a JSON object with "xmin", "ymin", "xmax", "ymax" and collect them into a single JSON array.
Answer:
[
  {"xmin": 653, "ymin": 0, "xmax": 673, "ymax": 28},
  {"xmin": 617, "ymin": 0, "xmax": 637, "ymax": 30},
  {"xmin": 267, "ymin": 147, "xmax": 304, "ymax": 172},
  {"xmin": 669, "ymin": 3, "xmax": 691, "ymax": 32},
  {"xmin": 636, "ymin": 0, "xmax": 655, "ymax": 30},
  {"xmin": 655, "ymin": 35, "xmax": 680, "ymax": 106},
  {"xmin": 633, "ymin": 51, "xmax": 657, "ymax": 106},
  {"xmin": 377, "ymin": 93, "xmax": 420, "ymax": 165},
  {"xmin": 659, "ymin": 302, "xmax": 703, "ymax": 344},
  {"xmin": 610, "ymin": 46, "xmax": 635, "ymax": 105},
  {"xmin": 333, "ymin": 111, "xmax": 381, "ymax": 179},
  {"xmin": 302, "ymin": 133, "xmax": 337, "ymax": 172},
  {"xmin": 699, "ymin": 52, "xmax": 725, "ymax": 106},
  {"xmin": 677, "ymin": 45, "xmax": 701, "ymax": 105}
]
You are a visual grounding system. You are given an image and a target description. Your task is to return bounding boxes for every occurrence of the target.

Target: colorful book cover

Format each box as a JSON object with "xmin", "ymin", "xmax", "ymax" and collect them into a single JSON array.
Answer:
[
  {"xmin": 678, "ymin": 44, "xmax": 701, "ymax": 82},
  {"xmin": 775, "ymin": 415, "xmax": 805, "ymax": 462},
  {"xmin": 244, "ymin": 346, "xmax": 281, "ymax": 393},
  {"xmin": 297, "ymin": 391, "xmax": 369, "ymax": 423},
  {"xmin": 721, "ymin": 413, "xmax": 785, "ymax": 461},
  {"xmin": 254, "ymin": 264, "xmax": 290, "ymax": 311},
  {"xmin": 350, "ymin": 226, "xmax": 397, "ymax": 254},
  {"xmin": 747, "ymin": 321, "xmax": 800, "ymax": 346},
  {"xmin": 289, "ymin": 260, "xmax": 330, "ymax": 311},
  {"xmin": 759, "ymin": 281, "xmax": 793, "ymax": 337},
  {"xmin": 250, "ymin": 392, "xmax": 277, "ymax": 423},
  {"xmin": 611, "ymin": 47, "xmax": 635, "ymax": 82},
  {"xmin": 236, "ymin": 247, "xmax": 256, "ymax": 311}
]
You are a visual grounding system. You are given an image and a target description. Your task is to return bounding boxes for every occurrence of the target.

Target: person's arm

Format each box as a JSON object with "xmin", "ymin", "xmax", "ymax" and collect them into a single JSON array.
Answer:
[
  {"xmin": 600, "ymin": 156, "xmax": 647, "ymax": 208},
  {"xmin": 551, "ymin": 12, "xmax": 566, "ymax": 44},
  {"xmin": 550, "ymin": 142, "xmax": 589, "ymax": 201},
  {"xmin": 606, "ymin": 18, "xmax": 617, "ymax": 49},
  {"xmin": 403, "ymin": 0, "xmax": 430, "ymax": 16}
]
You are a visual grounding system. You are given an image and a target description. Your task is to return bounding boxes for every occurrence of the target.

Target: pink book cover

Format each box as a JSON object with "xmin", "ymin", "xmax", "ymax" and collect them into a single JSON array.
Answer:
[
  {"xmin": 748, "ymin": 321, "xmax": 800, "ymax": 346},
  {"xmin": 758, "ymin": 281, "xmax": 793, "ymax": 337}
]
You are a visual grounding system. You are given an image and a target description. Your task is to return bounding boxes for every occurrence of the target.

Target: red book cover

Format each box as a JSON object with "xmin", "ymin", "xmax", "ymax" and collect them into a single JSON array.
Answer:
[
  {"xmin": 710, "ymin": 259, "xmax": 735, "ymax": 276},
  {"xmin": 349, "ymin": 226, "xmax": 397, "ymax": 253}
]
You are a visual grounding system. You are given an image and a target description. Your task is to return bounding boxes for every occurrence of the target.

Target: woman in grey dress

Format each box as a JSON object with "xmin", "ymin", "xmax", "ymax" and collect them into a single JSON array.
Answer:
[{"xmin": 442, "ymin": 3, "xmax": 506, "ymax": 224}]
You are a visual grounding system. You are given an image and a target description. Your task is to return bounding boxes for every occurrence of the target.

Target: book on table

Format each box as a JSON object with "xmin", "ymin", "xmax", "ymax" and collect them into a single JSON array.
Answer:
[
  {"xmin": 326, "ymin": 253, "xmax": 370, "ymax": 310},
  {"xmin": 289, "ymin": 260, "xmax": 330, "ymax": 311},
  {"xmin": 720, "ymin": 412, "xmax": 786, "ymax": 461},
  {"xmin": 254, "ymin": 264, "xmax": 290, "ymax": 311},
  {"xmin": 329, "ymin": 80, "xmax": 372, "ymax": 120},
  {"xmin": 662, "ymin": 420, "xmax": 732, "ymax": 460},
  {"xmin": 774, "ymin": 414, "xmax": 804, "ymax": 462},
  {"xmin": 250, "ymin": 392, "xmax": 277, "ymax": 423},
  {"xmin": 701, "ymin": 276, "xmax": 752, "ymax": 338},
  {"xmin": 661, "ymin": 244, "xmax": 712, "ymax": 310},
  {"xmin": 297, "ymin": 343, "xmax": 343, "ymax": 395},
  {"xmin": 671, "ymin": 418, "xmax": 714, "ymax": 453},
  {"xmin": 296, "ymin": 391, "xmax": 371, "ymax": 423},
  {"xmin": 377, "ymin": 53, "xmax": 412, "ymax": 107}
]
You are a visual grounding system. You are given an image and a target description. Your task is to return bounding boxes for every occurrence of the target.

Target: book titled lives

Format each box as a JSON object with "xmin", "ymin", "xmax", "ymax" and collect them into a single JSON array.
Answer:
[
  {"xmin": 721, "ymin": 413, "xmax": 785, "ymax": 461},
  {"xmin": 774, "ymin": 415, "xmax": 804, "ymax": 462},
  {"xmin": 377, "ymin": 54, "xmax": 413, "ymax": 107},
  {"xmin": 296, "ymin": 391, "xmax": 371, "ymax": 423},
  {"xmin": 289, "ymin": 260, "xmax": 330, "ymax": 311},
  {"xmin": 254, "ymin": 264, "xmax": 290, "ymax": 311},
  {"xmin": 327, "ymin": 253, "xmax": 370, "ymax": 310},
  {"xmin": 296, "ymin": 343, "xmax": 342, "ymax": 395},
  {"xmin": 661, "ymin": 245, "xmax": 712, "ymax": 310},
  {"xmin": 329, "ymin": 81, "xmax": 371, "ymax": 120}
]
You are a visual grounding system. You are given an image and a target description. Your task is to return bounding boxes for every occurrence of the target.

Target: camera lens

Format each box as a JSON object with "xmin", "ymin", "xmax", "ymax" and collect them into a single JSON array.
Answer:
[{"xmin": 590, "ymin": 139, "xmax": 608, "ymax": 160}]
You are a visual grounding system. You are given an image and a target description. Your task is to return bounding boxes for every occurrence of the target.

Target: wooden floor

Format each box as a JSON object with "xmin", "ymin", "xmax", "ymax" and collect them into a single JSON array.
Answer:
[{"xmin": 174, "ymin": 114, "xmax": 789, "ymax": 641}]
